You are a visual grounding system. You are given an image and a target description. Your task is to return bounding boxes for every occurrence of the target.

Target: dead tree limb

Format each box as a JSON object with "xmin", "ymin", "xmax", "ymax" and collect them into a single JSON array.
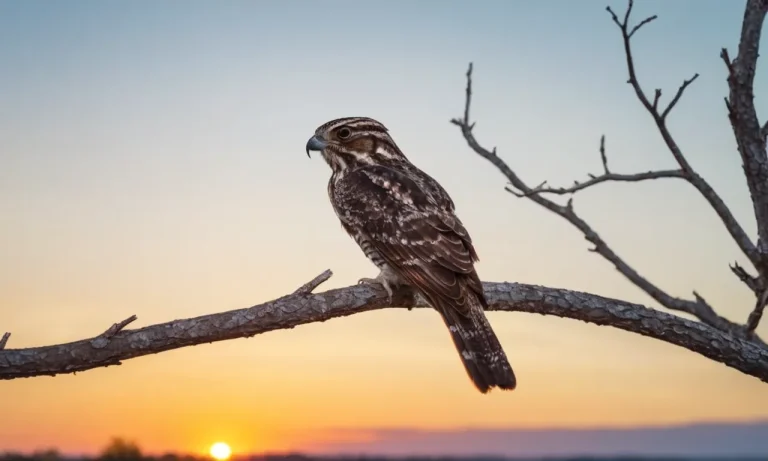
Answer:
[
  {"xmin": 721, "ymin": 0, "xmax": 768, "ymax": 257},
  {"xmin": 450, "ymin": 63, "xmax": 754, "ymax": 342},
  {"xmin": 516, "ymin": 136, "xmax": 687, "ymax": 196},
  {"xmin": 451, "ymin": 0, "xmax": 768, "ymax": 346},
  {"xmin": 720, "ymin": 0, "xmax": 768, "ymax": 332},
  {"xmin": 605, "ymin": 2, "xmax": 760, "ymax": 273},
  {"xmin": 1, "ymin": 270, "xmax": 767, "ymax": 383}
]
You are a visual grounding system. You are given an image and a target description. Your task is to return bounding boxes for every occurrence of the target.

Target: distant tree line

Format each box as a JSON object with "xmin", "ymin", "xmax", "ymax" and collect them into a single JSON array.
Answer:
[
  {"xmin": 0, "ymin": 438, "xmax": 205, "ymax": 461},
  {"xmin": 0, "ymin": 439, "xmax": 747, "ymax": 461}
]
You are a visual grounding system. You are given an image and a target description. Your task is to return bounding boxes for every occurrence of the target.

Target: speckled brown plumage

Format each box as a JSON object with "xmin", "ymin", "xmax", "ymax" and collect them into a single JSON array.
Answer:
[{"xmin": 306, "ymin": 116, "xmax": 516, "ymax": 393}]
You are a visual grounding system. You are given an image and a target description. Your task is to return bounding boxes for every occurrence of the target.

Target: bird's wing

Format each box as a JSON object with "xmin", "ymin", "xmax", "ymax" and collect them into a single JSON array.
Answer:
[{"xmin": 334, "ymin": 165, "xmax": 485, "ymax": 316}]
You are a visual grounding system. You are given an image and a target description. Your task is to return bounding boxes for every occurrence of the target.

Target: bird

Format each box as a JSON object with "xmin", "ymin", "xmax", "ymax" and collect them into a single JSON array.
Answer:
[{"xmin": 304, "ymin": 116, "xmax": 516, "ymax": 393}]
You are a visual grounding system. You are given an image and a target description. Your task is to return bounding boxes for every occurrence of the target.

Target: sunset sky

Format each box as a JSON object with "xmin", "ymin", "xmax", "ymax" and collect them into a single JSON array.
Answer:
[{"xmin": 2, "ymin": 0, "xmax": 767, "ymax": 456}]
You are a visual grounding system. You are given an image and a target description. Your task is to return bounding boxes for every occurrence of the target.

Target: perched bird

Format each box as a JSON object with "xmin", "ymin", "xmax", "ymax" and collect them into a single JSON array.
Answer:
[{"xmin": 305, "ymin": 116, "xmax": 516, "ymax": 393}]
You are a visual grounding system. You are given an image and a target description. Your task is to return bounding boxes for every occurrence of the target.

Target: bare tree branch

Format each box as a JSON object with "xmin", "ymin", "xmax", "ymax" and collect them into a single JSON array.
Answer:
[
  {"xmin": 606, "ymin": 0, "xmax": 760, "ymax": 273},
  {"xmin": 450, "ymin": 63, "xmax": 756, "ymax": 343},
  {"xmin": 527, "ymin": 169, "xmax": 684, "ymax": 196},
  {"xmin": 508, "ymin": 136, "xmax": 685, "ymax": 197},
  {"xmin": 0, "ymin": 270, "xmax": 331, "ymax": 379},
  {"xmin": 0, "ymin": 333, "xmax": 10, "ymax": 351},
  {"xmin": 1, "ymin": 270, "xmax": 767, "ymax": 384},
  {"xmin": 448, "ymin": 0, "xmax": 768, "ymax": 347},
  {"xmin": 731, "ymin": 261, "xmax": 762, "ymax": 294},
  {"xmin": 661, "ymin": 74, "xmax": 700, "ymax": 120},
  {"xmin": 720, "ymin": 0, "xmax": 768, "ymax": 263}
]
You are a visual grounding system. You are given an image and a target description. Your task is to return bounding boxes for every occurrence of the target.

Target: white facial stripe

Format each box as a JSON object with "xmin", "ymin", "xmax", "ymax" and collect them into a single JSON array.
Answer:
[
  {"xmin": 335, "ymin": 146, "xmax": 375, "ymax": 165},
  {"xmin": 375, "ymin": 146, "xmax": 395, "ymax": 159}
]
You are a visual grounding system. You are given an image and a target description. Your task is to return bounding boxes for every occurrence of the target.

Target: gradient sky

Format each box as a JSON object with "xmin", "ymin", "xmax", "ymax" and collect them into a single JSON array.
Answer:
[{"xmin": 2, "ymin": 0, "xmax": 767, "ymax": 456}]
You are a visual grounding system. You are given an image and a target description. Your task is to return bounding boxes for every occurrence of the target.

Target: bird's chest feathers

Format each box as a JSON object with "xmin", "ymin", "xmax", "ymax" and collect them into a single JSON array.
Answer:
[{"xmin": 330, "ymin": 176, "xmax": 392, "ymax": 221}]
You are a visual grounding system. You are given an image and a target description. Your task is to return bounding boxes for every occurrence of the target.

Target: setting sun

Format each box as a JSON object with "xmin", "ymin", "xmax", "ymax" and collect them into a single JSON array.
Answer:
[{"xmin": 209, "ymin": 442, "xmax": 232, "ymax": 461}]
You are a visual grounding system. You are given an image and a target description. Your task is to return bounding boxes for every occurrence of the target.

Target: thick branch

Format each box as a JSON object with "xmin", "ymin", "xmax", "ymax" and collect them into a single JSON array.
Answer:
[
  {"xmin": 450, "ymin": 63, "xmax": 754, "ymax": 342},
  {"xmin": 721, "ymin": 0, "xmax": 768, "ymax": 262},
  {"xmin": 1, "ymin": 271, "xmax": 767, "ymax": 384},
  {"xmin": 608, "ymin": 0, "xmax": 760, "ymax": 271}
]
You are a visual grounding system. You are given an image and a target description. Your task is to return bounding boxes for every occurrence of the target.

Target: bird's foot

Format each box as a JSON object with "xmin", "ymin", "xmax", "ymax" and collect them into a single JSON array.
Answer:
[{"xmin": 358, "ymin": 273, "xmax": 395, "ymax": 303}]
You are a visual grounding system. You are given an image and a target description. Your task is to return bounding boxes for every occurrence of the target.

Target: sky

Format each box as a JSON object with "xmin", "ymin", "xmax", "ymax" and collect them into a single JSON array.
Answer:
[{"xmin": 1, "ymin": 0, "xmax": 767, "ymax": 456}]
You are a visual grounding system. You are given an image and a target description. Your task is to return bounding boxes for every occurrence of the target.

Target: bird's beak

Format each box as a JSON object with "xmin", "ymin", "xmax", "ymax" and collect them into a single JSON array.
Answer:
[{"xmin": 305, "ymin": 135, "xmax": 328, "ymax": 158}]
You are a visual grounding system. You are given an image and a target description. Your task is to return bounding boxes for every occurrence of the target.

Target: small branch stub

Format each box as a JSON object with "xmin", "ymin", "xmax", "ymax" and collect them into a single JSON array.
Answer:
[
  {"xmin": 0, "ymin": 333, "xmax": 10, "ymax": 350},
  {"xmin": 292, "ymin": 269, "xmax": 333, "ymax": 295},
  {"xmin": 90, "ymin": 315, "xmax": 138, "ymax": 349}
]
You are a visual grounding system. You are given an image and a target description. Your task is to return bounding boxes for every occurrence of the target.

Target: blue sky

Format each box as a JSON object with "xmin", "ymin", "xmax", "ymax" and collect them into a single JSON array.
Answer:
[{"xmin": 1, "ymin": 0, "xmax": 767, "ymax": 455}]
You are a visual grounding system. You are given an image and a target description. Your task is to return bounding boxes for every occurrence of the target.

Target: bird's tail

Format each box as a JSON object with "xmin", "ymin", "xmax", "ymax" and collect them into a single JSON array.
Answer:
[{"xmin": 437, "ymin": 294, "xmax": 516, "ymax": 393}]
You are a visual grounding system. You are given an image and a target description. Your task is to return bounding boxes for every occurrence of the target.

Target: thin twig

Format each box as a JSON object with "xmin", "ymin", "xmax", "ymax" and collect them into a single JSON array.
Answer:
[
  {"xmin": 524, "ymin": 169, "xmax": 685, "ymax": 196},
  {"xmin": 661, "ymin": 74, "xmax": 700, "ymax": 120},
  {"xmin": 747, "ymin": 288, "xmax": 768, "ymax": 333},
  {"xmin": 510, "ymin": 135, "xmax": 685, "ymax": 197},
  {"xmin": 599, "ymin": 135, "xmax": 610, "ymax": 173},
  {"xmin": 293, "ymin": 269, "xmax": 334, "ymax": 295},
  {"xmin": 730, "ymin": 262, "xmax": 762, "ymax": 294},
  {"xmin": 103, "ymin": 316, "xmax": 138, "ymax": 339},
  {"xmin": 0, "ymin": 333, "xmax": 10, "ymax": 351},
  {"xmin": 652, "ymin": 89, "xmax": 662, "ymax": 112},
  {"xmin": 720, "ymin": 48, "xmax": 734, "ymax": 75}
]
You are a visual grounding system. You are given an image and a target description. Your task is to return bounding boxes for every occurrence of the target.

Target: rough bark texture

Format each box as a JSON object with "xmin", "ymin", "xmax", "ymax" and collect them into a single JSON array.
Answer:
[
  {"xmin": 724, "ymin": 0, "xmax": 768, "ymax": 258},
  {"xmin": 1, "ymin": 271, "xmax": 767, "ymax": 382}
]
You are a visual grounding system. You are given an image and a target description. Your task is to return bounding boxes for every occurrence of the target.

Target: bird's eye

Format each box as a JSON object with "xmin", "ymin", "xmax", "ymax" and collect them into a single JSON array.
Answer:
[{"xmin": 337, "ymin": 127, "xmax": 351, "ymax": 139}]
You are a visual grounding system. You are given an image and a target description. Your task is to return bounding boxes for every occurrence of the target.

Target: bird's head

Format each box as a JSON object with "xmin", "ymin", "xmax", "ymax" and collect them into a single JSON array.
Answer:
[{"xmin": 305, "ymin": 116, "xmax": 408, "ymax": 172}]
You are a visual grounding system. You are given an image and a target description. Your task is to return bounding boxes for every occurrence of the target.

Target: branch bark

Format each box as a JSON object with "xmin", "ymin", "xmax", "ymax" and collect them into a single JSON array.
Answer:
[
  {"xmin": 721, "ymin": 0, "xmax": 768, "ymax": 263},
  {"xmin": 1, "ymin": 270, "xmax": 767, "ymax": 384}
]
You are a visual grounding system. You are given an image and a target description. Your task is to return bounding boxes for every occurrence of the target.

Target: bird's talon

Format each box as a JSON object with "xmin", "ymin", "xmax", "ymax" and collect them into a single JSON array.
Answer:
[
  {"xmin": 382, "ymin": 284, "xmax": 394, "ymax": 304},
  {"xmin": 357, "ymin": 276, "xmax": 395, "ymax": 303}
]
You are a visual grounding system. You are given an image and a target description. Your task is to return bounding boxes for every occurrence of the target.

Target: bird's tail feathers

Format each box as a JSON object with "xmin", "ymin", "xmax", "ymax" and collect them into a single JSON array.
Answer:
[{"xmin": 437, "ymin": 293, "xmax": 516, "ymax": 393}]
